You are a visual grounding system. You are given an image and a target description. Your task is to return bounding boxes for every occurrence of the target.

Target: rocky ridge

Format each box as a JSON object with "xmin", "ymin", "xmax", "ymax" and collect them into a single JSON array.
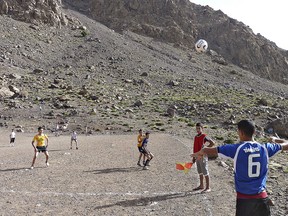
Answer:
[
  {"xmin": 64, "ymin": 0, "xmax": 288, "ymax": 84},
  {"xmin": 0, "ymin": 0, "xmax": 68, "ymax": 26},
  {"xmin": 0, "ymin": 1, "xmax": 287, "ymax": 140}
]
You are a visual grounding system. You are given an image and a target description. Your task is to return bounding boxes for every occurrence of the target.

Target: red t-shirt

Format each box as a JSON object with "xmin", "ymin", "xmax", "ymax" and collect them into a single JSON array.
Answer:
[{"xmin": 193, "ymin": 133, "xmax": 207, "ymax": 153}]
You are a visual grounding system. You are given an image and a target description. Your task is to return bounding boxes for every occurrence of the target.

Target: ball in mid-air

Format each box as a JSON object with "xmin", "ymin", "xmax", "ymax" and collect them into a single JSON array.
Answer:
[{"xmin": 195, "ymin": 39, "xmax": 208, "ymax": 52}]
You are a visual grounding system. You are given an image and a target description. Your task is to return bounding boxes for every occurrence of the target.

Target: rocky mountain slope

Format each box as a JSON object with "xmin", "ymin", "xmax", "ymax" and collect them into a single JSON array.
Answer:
[
  {"xmin": 63, "ymin": 0, "xmax": 288, "ymax": 84},
  {"xmin": 0, "ymin": 2, "xmax": 287, "ymax": 215},
  {"xmin": 0, "ymin": 0, "xmax": 287, "ymax": 141}
]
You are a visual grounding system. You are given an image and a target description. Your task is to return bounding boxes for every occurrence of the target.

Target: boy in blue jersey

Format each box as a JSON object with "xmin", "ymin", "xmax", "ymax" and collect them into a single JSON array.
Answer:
[
  {"xmin": 191, "ymin": 120, "xmax": 288, "ymax": 216},
  {"xmin": 141, "ymin": 131, "xmax": 154, "ymax": 170}
]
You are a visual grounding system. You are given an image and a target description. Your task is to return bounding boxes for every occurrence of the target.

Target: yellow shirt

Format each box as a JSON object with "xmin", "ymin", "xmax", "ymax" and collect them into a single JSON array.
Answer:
[
  {"xmin": 33, "ymin": 134, "xmax": 48, "ymax": 147},
  {"xmin": 137, "ymin": 134, "xmax": 144, "ymax": 147}
]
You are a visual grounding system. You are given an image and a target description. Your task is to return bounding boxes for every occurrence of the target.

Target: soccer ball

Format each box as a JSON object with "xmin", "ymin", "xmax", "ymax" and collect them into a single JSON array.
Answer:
[{"xmin": 195, "ymin": 39, "xmax": 208, "ymax": 53}]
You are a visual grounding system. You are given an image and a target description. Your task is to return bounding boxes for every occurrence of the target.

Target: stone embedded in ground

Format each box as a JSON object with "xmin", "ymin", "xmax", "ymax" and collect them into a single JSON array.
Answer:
[
  {"xmin": 166, "ymin": 107, "xmax": 176, "ymax": 118},
  {"xmin": 167, "ymin": 80, "xmax": 179, "ymax": 86},
  {"xmin": 266, "ymin": 118, "xmax": 288, "ymax": 137},
  {"xmin": 134, "ymin": 100, "xmax": 143, "ymax": 107},
  {"xmin": 0, "ymin": 87, "xmax": 14, "ymax": 98},
  {"xmin": 8, "ymin": 85, "xmax": 20, "ymax": 93},
  {"xmin": 258, "ymin": 98, "xmax": 269, "ymax": 106}
]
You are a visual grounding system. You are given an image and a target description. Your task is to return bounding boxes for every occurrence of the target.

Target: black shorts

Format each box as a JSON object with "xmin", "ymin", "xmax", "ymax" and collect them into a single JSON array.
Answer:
[
  {"xmin": 138, "ymin": 147, "xmax": 144, "ymax": 153},
  {"xmin": 10, "ymin": 138, "xmax": 15, "ymax": 143},
  {"xmin": 36, "ymin": 146, "xmax": 47, "ymax": 152},
  {"xmin": 236, "ymin": 198, "xmax": 270, "ymax": 216}
]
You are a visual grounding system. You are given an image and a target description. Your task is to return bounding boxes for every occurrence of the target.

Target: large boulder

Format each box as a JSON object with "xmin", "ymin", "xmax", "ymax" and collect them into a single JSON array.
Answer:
[
  {"xmin": 266, "ymin": 118, "xmax": 288, "ymax": 137},
  {"xmin": 0, "ymin": 87, "xmax": 14, "ymax": 98},
  {"xmin": 1, "ymin": 0, "xmax": 68, "ymax": 26},
  {"xmin": 0, "ymin": 0, "xmax": 9, "ymax": 14}
]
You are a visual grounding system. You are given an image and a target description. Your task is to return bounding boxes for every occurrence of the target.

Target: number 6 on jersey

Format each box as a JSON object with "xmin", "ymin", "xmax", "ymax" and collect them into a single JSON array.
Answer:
[{"xmin": 248, "ymin": 154, "xmax": 260, "ymax": 178}]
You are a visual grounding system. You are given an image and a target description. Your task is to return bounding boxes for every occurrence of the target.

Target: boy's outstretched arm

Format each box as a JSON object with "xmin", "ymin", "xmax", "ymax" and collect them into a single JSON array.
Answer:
[
  {"xmin": 282, "ymin": 143, "xmax": 288, "ymax": 151},
  {"xmin": 280, "ymin": 141, "xmax": 288, "ymax": 151},
  {"xmin": 269, "ymin": 137, "xmax": 288, "ymax": 151},
  {"xmin": 191, "ymin": 147, "xmax": 218, "ymax": 158},
  {"xmin": 207, "ymin": 139, "xmax": 215, "ymax": 148}
]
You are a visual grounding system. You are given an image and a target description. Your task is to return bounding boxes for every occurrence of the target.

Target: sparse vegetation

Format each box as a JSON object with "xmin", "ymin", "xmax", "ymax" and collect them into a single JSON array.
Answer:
[{"xmin": 0, "ymin": 1, "xmax": 287, "ymax": 215}]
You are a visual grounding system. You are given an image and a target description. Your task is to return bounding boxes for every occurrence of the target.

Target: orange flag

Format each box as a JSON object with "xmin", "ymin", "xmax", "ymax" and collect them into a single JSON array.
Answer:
[{"xmin": 176, "ymin": 162, "xmax": 193, "ymax": 174}]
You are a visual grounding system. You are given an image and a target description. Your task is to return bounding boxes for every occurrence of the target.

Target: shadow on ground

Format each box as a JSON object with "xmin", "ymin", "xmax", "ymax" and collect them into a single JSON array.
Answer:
[
  {"xmin": 0, "ymin": 167, "xmax": 29, "ymax": 172},
  {"xmin": 84, "ymin": 167, "xmax": 142, "ymax": 174},
  {"xmin": 94, "ymin": 191, "xmax": 196, "ymax": 209}
]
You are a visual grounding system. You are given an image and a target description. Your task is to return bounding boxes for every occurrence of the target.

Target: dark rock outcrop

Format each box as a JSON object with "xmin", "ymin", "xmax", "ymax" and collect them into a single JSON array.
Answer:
[
  {"xmin": 266, "ymin": 118, "xmax": 288, "ymax": 137},
  {"xmin": 0, "ymin": 0, "xmax": 68, "ymax": 26}
]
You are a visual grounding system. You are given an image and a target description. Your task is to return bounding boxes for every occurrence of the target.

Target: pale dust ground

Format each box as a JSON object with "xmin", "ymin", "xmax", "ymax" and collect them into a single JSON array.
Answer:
[{"xmin": 0, "ymin": 131, "xmax": 256, "ymax": 216}]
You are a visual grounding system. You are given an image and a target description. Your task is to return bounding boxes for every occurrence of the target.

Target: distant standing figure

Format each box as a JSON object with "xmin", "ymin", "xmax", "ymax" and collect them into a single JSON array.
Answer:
[
  {"xmin": 31, "ymin": 127, "xmax": 49, "ymax": 169},
  {"xmin": 141, "ymin": 131, "xmax": 154, "ymax": 170},
  {"xmin": 55, "ymin": 123, "xmax": 60, "ymax": 136},
  {"xmin": 9, "ymin": 129, "xmax": 16, "ymax": 147},
  {"xmin": 70, "ymin": 131, "xmax": 78, "ymax": 150},
  {"xmin": 136, "ymin": 129, "xmax": 146, "ymax": 166}
]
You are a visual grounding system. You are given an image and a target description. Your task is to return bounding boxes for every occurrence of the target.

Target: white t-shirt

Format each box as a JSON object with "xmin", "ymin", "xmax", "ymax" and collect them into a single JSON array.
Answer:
[
  {"xmin": 71, "ymin": 132, "xmax": 77, "ymax": 140},
  {"xmin": 10, "ymin": 132, "xmax": 16, "ymax": 138}
]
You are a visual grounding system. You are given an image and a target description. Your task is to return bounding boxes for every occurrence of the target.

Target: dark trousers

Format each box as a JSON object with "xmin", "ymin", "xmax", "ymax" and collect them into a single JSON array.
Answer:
[{"xmin": 236, "ymin": 198, "xmax": 270, "ymax": 216}]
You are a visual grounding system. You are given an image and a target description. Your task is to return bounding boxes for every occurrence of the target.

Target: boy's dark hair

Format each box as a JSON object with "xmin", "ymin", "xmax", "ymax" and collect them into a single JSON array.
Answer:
[
  {"xmin": 38, "ymin": 126, "xmax": 43, "ymax": 131},
  {"xmin": 237, "ymin": 120, "xmax": 255, "ymax": 137},
  {"xmin": 139, "ymin": 129, "xmax": 142, "ymax": 132},
  {"xmin": 196, "ymin": 122, "xmax": 203, "ymax": 128},
  {"xmin": 145, "ymin": 131, "xmax": 150, "ymax": 135}
]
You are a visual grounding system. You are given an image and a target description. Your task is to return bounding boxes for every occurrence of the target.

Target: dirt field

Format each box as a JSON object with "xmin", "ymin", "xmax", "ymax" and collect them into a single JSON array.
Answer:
[{"xmin": 0, "ymin": 131, "xmax": 286, "ymax": 215}]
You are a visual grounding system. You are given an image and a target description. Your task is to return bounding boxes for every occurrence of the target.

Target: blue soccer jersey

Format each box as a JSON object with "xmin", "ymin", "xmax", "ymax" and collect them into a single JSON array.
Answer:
[
  {"xmin": 142, "ymin": 138, "xmax": 149, "ymax": 148},
  {"xmin": 217, "ymin": 142, "xmax": 282, "ymax": 195}
]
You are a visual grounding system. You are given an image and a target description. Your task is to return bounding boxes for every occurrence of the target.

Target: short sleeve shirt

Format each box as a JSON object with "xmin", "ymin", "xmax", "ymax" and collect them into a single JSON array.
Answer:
[
  {"xmin": 217, "ymin": 142, "xmax": 282, "ymax": 195},
  {"xmin": 33, "ymin": 134, "xmax": 48, "ymax": 147},
  {"xmin": 10, "ymin": 132, "xmax": 16, "ymax": 138},
  {"xmin": 142, "ymin": 138, "xmax": 149, "ymax": 148},
  {"xmin": 71, "ymin": 132, "xmax": 77, "ymax": 140},
  {"xmin": 137, "ymin": 135, "xmax": 144, "ymax": 147}
]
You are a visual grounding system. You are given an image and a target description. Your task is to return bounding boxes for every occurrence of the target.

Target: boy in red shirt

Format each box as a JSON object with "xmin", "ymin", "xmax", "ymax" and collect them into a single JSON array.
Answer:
[{"xmin": 192, "ymin": 123, "xmax": 215, "ymax": 192}]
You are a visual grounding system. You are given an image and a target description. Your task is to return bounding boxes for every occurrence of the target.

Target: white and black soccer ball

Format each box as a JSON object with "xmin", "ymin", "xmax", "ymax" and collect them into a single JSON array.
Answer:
[{"xmin": 195, "ymin": 39, "xmax": 208, "ymax": 53}]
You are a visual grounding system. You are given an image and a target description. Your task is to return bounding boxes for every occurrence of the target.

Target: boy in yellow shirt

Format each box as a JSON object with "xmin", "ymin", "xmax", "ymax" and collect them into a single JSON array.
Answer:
[
  {"xmin": 31, "ymin": 127, "xmax": 49, "ymax": 169},
  {"xmin": 137, "ymin": 129, "xmax": 145, "ymax": 166}
]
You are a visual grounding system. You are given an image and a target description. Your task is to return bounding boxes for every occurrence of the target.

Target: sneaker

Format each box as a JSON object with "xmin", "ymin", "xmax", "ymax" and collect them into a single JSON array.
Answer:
[
  {"xmin": 137, "ymin": 162, "xmax": 142, "ymax": 166},
  {"xmin": 46, "ymin": 162, "xmax": 49, "ymax": 167},
  {"xmin": 143, "ymin": 161, "xmax": 146, "ymax": 166},
  {"xmin": 70, "ymin": 147, "xmax": 72, "ymax": 149},
  {"xmin": 143, "ymin": 166, "xmax": 149, "ymax": 170},
  {"xmin": 76, "ymin": 147, "xmax": 78, "ymax": 150},
  {"xmin": 30, "ymin": 166, "xmax": 34, "ymax": 170},
  {"xmin": 146, "ymin": 160, "xmax": 151, "ymax": 166}
]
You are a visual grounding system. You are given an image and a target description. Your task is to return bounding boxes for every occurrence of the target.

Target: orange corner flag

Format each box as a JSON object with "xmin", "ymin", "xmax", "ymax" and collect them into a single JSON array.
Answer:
[{"xmin": 176, "ymin": 162, "xmax": 193, "ymax": 174}]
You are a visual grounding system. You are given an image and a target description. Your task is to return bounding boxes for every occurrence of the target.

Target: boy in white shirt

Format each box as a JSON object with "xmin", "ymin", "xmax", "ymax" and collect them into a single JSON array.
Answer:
[
  {"xmin": 9, "ymin": 129, "xmax": 16, "ymax": 147},
  {"xmin": 70, "ymin": 131, "xmax": 79, "ymax": 150}
]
